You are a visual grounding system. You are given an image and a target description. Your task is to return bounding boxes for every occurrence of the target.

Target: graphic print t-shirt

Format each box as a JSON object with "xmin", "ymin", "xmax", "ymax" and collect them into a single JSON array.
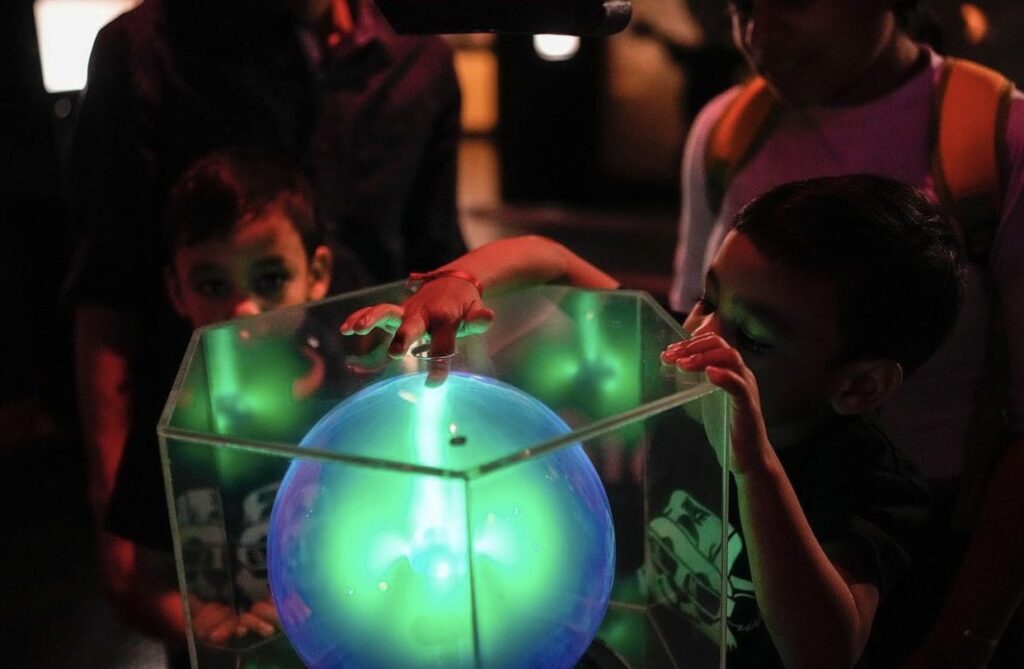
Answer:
[{"xmin": 646, "ymin": 414, "xmax": 929, "ymax": 668}]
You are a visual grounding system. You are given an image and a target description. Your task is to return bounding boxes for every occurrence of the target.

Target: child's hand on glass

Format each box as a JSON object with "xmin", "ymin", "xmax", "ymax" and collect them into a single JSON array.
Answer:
[
  {"xmin": 235, "ymin": 598, "xmax": 279, "ymax": 638},
  {"xmin": 661, "ymin": 334, "xmax": 771, "ymax": 475},
  {"xmin": 190, "ymin": 596, "xmax": 279, "ymax": 645},
  {"xmin": 340, "ymin": 276, "xmax": 494, "ymax": 384},
  {"xmin": 189, "ymin": 597, "xmax": 239, "ymax": 645}
]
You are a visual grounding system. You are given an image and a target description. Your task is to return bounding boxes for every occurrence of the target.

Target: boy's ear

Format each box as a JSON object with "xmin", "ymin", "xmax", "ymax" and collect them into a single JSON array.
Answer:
[
  {"xmin": 163, "ymin": 265, "xmax": 189, "ymax": 319},
  {"xmin": 830, "ymin": 360, "xmax": 904, "ymax": 416},
  {"xmin": 307, "ymin": 245, "xmax": 333, "ymax": 301}
]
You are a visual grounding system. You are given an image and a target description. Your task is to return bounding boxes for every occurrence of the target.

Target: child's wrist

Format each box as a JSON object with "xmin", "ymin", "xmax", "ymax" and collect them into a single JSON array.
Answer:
[{"xmin": 405, "ymin": 268, "xmax": 483, "ymax": 296}]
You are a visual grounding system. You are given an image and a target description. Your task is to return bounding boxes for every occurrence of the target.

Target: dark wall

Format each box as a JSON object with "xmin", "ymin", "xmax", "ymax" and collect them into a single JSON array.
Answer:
[
  {"xmin": 0, "ymin": 0, "xmax": 72, "ymax": 409},
  {"xmin": 496, "ymin": 35, "xmax": 606, "ymax": 205}
]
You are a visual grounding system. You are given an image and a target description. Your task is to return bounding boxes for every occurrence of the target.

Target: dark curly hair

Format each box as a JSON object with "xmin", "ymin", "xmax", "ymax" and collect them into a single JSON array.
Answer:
[
  {"xmin": 733, "ymin": 174, "xmax": 964, "ymax": 376},
  {"xmin": 163, "ymin": 146, "xmax": 322, "ymax": 258}
]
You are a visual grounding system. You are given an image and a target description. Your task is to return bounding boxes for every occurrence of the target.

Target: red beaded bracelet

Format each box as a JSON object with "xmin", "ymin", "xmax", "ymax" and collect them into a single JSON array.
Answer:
[{"xmin": 405, "ymin": 268, "xmax": 483, "ymax": 296}]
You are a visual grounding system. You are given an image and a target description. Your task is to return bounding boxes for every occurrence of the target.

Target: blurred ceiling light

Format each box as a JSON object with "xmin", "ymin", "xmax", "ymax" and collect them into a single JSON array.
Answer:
[
  {"xmin": 533, "ymin": 34, "xmax": 581, "ymax": 62},
  {"xmin": 960, "ymin": 3, "xmax": 989, "ymax": 46},
  {"xmin": 33, "ymin": 0, "xmax": 141, "ymax": 93}
]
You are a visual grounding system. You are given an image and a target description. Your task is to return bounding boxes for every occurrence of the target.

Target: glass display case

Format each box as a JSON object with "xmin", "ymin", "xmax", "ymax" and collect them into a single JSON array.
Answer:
[{"xmin": 158, "ymin": 283, "xmax": 731, "ymax": 669}]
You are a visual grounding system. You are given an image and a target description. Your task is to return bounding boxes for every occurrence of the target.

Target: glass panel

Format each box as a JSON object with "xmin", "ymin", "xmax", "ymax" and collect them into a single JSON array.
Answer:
[
  {"xmin": 162, "ymin": 437, "xmax": 301, "ymax": 668},
  {"xmin": 640, "ymin": 385, "xmax": 730, "ymax": 669},
  {"xmin": 158, "ymin": 284, "xmax": 731, "ymax": 668}
]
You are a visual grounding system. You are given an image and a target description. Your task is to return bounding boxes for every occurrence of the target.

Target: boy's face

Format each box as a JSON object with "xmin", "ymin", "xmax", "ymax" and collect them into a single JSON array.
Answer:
[
  {"xmin": 683, "ymin": 230, "xmax": 846, "ymax": 442},
  {"xmin": 167, "ymin": 210, "xmax": 332, "ymax": 329},
  {"xmin": 729, "ymin": 0, "xmax": 897, "ymax": 105}
]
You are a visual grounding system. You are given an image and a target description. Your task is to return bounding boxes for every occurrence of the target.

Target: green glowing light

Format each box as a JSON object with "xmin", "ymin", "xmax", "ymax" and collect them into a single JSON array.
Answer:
[{"xmin": 268, "ymin": 373, "xmax": 614, "ymax": 668}]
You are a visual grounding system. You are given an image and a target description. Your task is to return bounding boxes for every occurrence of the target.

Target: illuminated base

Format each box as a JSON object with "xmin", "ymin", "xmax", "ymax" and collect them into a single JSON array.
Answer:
[{"xmin": 267, "ymin": 372, "xmax": 615, "ymax": 669}]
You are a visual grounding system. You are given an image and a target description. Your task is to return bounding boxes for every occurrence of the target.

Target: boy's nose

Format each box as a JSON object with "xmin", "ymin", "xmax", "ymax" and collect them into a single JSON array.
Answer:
[{"xmin": 231, "ymin": 297, "xmax": 262, "ymax": 318}]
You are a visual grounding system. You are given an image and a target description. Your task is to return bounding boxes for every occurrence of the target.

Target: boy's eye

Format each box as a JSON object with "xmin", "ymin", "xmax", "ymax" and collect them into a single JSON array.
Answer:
[
  {"xmin": 253, "ymin": 271, "xmax": 289, "ymax": 297},
  {"xmin": 736, "ymin": 329, "xmax": 772, "ymax": 354},
  {"xmin": 195, "ymin": 279, "xmax": 228, "ymax": 298}
]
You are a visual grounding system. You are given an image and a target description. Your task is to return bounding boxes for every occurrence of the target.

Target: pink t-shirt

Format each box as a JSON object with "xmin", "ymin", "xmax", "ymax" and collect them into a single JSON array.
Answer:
[{"xmin": 670, "ymin": 49, "xmax": 1024, "ymax": 479}]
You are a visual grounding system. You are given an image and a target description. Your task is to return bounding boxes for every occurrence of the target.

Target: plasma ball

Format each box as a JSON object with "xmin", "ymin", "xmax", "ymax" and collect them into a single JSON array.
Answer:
[{"xmin": 267, "ymin": 372, "xmax": 615, "ymax": 669}]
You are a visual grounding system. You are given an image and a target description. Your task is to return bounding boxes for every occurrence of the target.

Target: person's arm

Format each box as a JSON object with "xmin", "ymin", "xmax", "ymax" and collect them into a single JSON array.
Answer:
[
  {"xmin": 906, "ymin": 436, "xmax": 1024, "ymax": 666},
  {"xmin": 74, "ymin": 307, "xmax": 190, "ymax": 642},
  {"xmin": 96, "ymin": 531, "xmax": 188, "ymax": 642},
  {"xmin": 669, "ymin": 88, "xmax": 738, "ymax": 313},
  {"xmin": 341, "ymin": 234, "xmax": 618, "ymax": 358},
  {"xmin": 904, "ymin": 96, "xmax": 1024, "ymax": 669},
  {"xmin": 664, "ymin": 335, "xmax": 879, "ymax": 668},
  {"xmin": 74, "ymin": 305, "xmax": 136, "ymax": 522}
]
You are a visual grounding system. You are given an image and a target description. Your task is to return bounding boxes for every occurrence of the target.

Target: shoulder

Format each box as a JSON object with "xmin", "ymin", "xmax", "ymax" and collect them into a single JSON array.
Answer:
[
  {"xmin": 821, "ymin": 417, "xmax": 918, "ymax": 476},
  {"xmin": 86, "ymin": 0, "xmax": 170, "ymax": 99},
  {"xmin": 789, "ymin": 417, "xmax": 930, "ymax": 592},
  {"xmin": 685, "ymin": 85, "xmax": 745, "ymax": 151},
  {"xmin": 786, "ymin": 417, "xmax": 928, "ymax": 513},
  {"xmin": 93, "ymin": 0, "xmax": 165, "ymax": 56}
]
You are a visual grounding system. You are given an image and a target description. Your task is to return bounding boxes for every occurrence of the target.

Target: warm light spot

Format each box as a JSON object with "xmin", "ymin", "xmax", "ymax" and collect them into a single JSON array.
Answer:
[
  {"xmin": 960, "ymin": 3, "xmax": 989, "ymax": 45},
  {"xmin": 377, "ymin": 581, "xmax": 390, "ymax": 592},
  {"xmin": 34, "ymin": 0, "xmax": 141, "ymax": 92},
  {"xmin": 533, "ymin": 35, "xmax": 580, "ymax": 62},
  {"xmin": 453, "ymin": 48, "xmax": 498, "ymax": 134}
]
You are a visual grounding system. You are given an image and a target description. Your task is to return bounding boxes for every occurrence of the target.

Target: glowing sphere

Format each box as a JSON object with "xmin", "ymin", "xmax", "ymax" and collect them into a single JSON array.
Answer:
[{"xmin": 267, "ymin": 372, "xmax": 615, "ymax": 669}]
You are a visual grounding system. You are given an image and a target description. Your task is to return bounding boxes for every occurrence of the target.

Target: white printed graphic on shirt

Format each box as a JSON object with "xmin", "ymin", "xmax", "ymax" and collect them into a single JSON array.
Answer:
[
  {"xmin": 647, "ymin": 489, "xmax": 758, "ymax": 648},
  {"xmin": 175, "ymin": 481, "xmax": 280, "ymax": 605}
]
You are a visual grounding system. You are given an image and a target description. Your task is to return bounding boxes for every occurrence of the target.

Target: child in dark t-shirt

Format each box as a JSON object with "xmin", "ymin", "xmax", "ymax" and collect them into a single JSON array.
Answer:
[
  {"xmin": 341, "ymin": 175, "xmax": 961, "ymax": 667},
  {"xmin": 104, "ymin": 147, "xmax": 359, "ymax": 648}
]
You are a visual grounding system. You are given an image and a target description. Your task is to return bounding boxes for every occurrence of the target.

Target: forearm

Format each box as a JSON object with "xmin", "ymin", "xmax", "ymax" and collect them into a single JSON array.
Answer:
[
  {"xmin": 98, "ymin": 531, "xmax": 186, "ymax": 643},
  {"xmin": 928, "ymin": 435, "xmax": 1024, "ymax": 652},
  {"xmin": 736, "ymin": 455, "xmax": 870, "ymax": 669},
  {"xmin": 437, "ymin": 235, "xmax": 619, "ymax": 293},
  {"xmin": 74, "ymin": 305, "xmax": 137, "ymax": 522}
]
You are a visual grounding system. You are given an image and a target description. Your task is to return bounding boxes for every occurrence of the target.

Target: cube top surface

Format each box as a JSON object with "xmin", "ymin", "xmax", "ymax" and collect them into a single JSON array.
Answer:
[{"xmin": 159, "ymin": 283, "xmax": 712, "ymax": 476}]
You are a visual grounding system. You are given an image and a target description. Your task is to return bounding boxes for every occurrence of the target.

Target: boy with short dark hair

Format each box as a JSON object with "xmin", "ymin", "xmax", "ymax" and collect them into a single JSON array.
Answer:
[
  {"xmin": 160, "ymin": 146, "xmax": 335, "ymax": 329},
  {"xmin": 672, "ymin": 4, "xmax": 1024, "ymax": 662},
  {"xmin": 342, "ymin": 174, "xmax": 962, "ymax": 667},
  {"xmin": 104, "ymin": 147, "xmax": 354, "ymax": 649}
]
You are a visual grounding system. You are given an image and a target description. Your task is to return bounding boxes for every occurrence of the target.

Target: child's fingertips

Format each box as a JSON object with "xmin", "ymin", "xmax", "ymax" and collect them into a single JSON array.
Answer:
[
  {"xmin": 705, "ymin": 366, "xmax": 730, "ymax": 387},
  {"xmin": 676, "ymin": 354, "xmax": 699, "ymax": 368}
]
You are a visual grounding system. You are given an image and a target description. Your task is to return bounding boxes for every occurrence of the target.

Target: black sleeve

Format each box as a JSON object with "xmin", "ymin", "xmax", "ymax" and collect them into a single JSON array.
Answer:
[{"xmin": 790, "ymin": 419, "xmax": 931, "ymax": 598}]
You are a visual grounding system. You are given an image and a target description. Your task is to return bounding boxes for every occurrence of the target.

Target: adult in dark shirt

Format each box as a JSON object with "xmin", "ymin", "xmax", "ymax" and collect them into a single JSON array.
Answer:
[{"xmin": 67, "ymin": 0, "xmax": 464, "ymax": 645}]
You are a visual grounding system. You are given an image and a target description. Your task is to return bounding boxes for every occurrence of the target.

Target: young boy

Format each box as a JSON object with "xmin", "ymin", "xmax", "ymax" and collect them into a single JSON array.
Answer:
[
  {"xmin": 102, "ymin": 147, "xmax": 349, "ymax": 651},
  {"xmin": 672, "ymin": 4, "xmax": 1024, "ymax": 662},
  {"xmin": 342, "ymin": 175, "xmax": 961, "ymax": 667}
]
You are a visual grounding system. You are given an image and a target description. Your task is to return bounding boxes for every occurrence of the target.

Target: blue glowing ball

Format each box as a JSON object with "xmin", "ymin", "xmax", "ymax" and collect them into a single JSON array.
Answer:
[{"xmin": 267, "ymin": 372, "xmax": 614, "ymax": 669}]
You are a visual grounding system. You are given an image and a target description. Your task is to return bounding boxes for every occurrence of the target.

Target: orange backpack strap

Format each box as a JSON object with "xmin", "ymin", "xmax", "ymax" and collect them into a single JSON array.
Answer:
[
  {"xmin": 705, "ymin": 77, "xmax": 781, "ymax": 215},
  {"xmin": 933, "ymin": 59, "xmax": 1015, "ymax": 531},
  {"xmin": 931, "ymin": 57, "xmax": 1014, "ymax": 266}
]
